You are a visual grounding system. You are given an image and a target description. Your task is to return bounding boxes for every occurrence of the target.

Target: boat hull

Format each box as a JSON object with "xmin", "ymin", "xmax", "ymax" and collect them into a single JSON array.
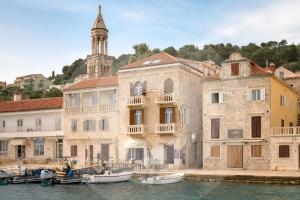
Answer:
[
  {"xmin": 83, "ymin": 171, "xmax": 133, "ymax": 184},
  {"xmin": 12, "ymin": 176, "xmax": 41, "ymax": 184},
  {"xmin": 141, "ymin": 173, "xmax": 184, "ymax": 185},
  {"xmin": 59, "ymin": 176, "xmax": 82, "ymax": 184}
]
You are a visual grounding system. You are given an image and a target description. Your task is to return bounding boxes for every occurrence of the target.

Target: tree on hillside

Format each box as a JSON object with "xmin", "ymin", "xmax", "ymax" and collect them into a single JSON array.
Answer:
[{"xmin": 163, "ymin": 46, "xmax": 178, "ymax": 56}]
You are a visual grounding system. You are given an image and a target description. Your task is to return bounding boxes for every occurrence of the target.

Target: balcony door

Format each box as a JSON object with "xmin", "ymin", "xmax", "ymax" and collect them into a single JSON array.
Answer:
[
  {"xmin": 16, "ymin": 145, "xmax": 25, "ymax": 159},
  {"xmin": 160, "ymin": 108, "xmax": 174, "ymax": 124},
  {"xmin": 130, "ymin": 110, "xmax": 143, "ymax": 125}
]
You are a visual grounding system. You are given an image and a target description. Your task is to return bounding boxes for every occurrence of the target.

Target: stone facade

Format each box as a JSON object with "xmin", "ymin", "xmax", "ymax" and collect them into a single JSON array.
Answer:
[{"xmin": 14, "ymin": 74, "xmax": 50, "ymax": 91}]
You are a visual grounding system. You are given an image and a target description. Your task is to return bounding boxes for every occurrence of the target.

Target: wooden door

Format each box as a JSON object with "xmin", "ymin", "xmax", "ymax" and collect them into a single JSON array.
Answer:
[
  {"xmin": 227, "ymin": 145, "xmax": 243, "ymax": 168},
  {"xmin": 101, "ymin": 144, "xmax": 109, "ymax": 161},
  {"xmin": 90, "ymin": 145, "xmax": 94, "ymax": 163}
]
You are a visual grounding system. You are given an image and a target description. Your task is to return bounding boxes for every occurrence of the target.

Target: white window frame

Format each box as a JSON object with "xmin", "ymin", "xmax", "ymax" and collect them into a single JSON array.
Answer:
[
  {"xmin": 83, "ymin": 119, "xmax": 96, "ymax": 132},
  {"xmin": 35, "ymin": 118, "xmax": 42, "ymax": 130},
  {"xmin": 34, "ymin": 138, "xmax": 44, "ymax": 156},
  {"xmin": 211, "ymin": 92, "xmax": 223, "ymax": 104},
  {"xmin": 135, "ymin": 110, "xmax": 143, "ymax": 125},
  {"xmin": 70, "ymin": 119, "xmax": 78, "ymax": 133},
  {"xmin": 165, "ymin": 108, "xmax": 174, "ymax": 124},
  {"xmin": 249, "ymin": 88, "xmax": 265, "ymax": 101},
  {"xmin": 99, "ymin": 119, "xmax": 109, "ymax": 131},
  {"xmin": 0, "ymin": 140, "xmax": 8, "ymax": 156}
]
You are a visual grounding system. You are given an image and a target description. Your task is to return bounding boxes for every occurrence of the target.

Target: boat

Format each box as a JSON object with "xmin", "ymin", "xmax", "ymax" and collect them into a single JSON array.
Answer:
[
  {"xmin": 12, "ymin": 168, "xmax": 43, "ymax": 184},
  {"xmin": 40, "ymin": 169, "xmax": 58, "ymax": 185},
  {"xmin": 140, "ymin": 173, "xmax": 184, "ymax": 185},
  {"xmin": 59, "ymin": 175, "xmax": 82, "ymax": 184},
  {"xmin": 82, "ymin": 170, "xmax": 134, "ymax": 184},
  {"xmin": 0, "ymin": 169, "xmax": 14, "ymax": 184}
]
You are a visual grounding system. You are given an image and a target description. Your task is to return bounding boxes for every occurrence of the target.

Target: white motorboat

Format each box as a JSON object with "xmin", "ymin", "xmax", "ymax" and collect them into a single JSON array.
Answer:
[
  {"xmin": 82, "ymin": 170, "xmax": 133, "ymax": 184},
  {"xmin": 0, "ymin": 169, "xmax": 13, "ymax": 184},
  {"xmin": 140, "ymin": 173, "xmax": 184, "ymax": 185},
  {"xmin": 41, "ymin": 169, "xmax": 58, "ymax": 185}
]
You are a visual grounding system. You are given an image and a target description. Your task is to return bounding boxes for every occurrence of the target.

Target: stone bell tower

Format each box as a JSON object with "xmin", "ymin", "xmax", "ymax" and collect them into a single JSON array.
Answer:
[{"xmin": 87, "ymin": 3, "xmax": 113, "ymax": 79}]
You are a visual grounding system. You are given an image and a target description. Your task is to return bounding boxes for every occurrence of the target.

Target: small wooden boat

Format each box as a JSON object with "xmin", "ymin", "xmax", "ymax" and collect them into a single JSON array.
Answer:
[
  {"xmin": 140, "ymin": 173, "xmax": 184, "ymax": 185},
  {"xmin": 82, "ymin": 170, "xmax": 133, "ymax": 184},
  {"xmin": 41, "ymin": 169, "xmax": 58, "ymax": 185},
  {"xmin": 0, "ymin": 169, "xmax": 13, "ymax": 184}
]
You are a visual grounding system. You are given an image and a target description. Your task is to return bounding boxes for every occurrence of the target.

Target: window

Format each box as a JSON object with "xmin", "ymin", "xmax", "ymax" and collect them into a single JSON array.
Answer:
[
  {"xmin": 193, "ymin": 142, "xmax": 198, "ymax": 161},
  {"xmin": 91, "ymin": 95, "xmax": 98, "ymax": 106},
  {"xmin": 83, "ymin": 120, "xmax": 96, "ymax": 132},
  {"xmin": 2, "ymin": 120, "xmax": 5, "ymax": 128},
  {"xmin": 71, "ymin": 145, "xmax": 77, "ymax": 157},
  {"xmin": 211, "ymin": 118, "xmax": 220, "ymax": 139},
  {"xmin": 281, "ymin": 120, "xmax": 285, "ymax": 127},
  {"xmin": 17, "ymin": 119, "xmax": 23, "ymax": 127},
  {"xmin": 165, "ymin": 108, "xmax": 174, "ymax": 124},
  {"xmin": 279, "ymin": 145, "xmax": 290, "ymax": 158},
  {"xmin": 35, "ymin": 118, "xmax": 42, "ymax": 130},
  {"xmin": 210, "ymin": 145, "xmax": 220, "ymax": 158},
  {"xmin": 251, "ymin": 145, "xmax": 262, "ymax": 158},
  {"xmin": 70, "ymin": 119, "xmax": 78, "ymax": 132},
  {"xmin": 251, "ymin": 116, "xmax": 261, "ymax": 138},
  {"xmin": 134, "ymin": 82, "xmax": 143, "ymax": 96},
  {"xmin": 290, "ymin": 122, "xmax": 294, "ymax": 127},
  {"xmin": 211, "ymin": 93, "xmax": 220, "ymax": 104},
  {"xmin": 74, "ymin": 95, "xmax": 81, "ymax": 107},
  {"xmin": 100, "ymin": 119, "xmax": 109, "ymax": 131},
  {"xmin": 55, "ymin": 118, "xmax": 61, "ymax": 131},
  {"xmin": 34, "ymin": 138, "xmax": 44, "ymax": 156},
  {"xmin": 280, "ymin": 95, "xmax": 285, "ymax": 106},
  {"xmin": 279, "ymin": 71, "xmax": 284, "ymax": 79},
  {"xmin": 127, "ymin": 148, "xmax": 144, "ymax": 160},
  {"xmin": 135, "ymin": 110, "xmax": 143, "ymax": 125},
  {"xmin": 164, "ymin": 78, "xmax": 174, "ymax": 93},
  {"xmin": 0, "ymin": 140, "xmax": 8, "ymax": 156},
  {"xmin": 164, "ymin": 145, "xmax": 174, "ymax": 164},
  {"xmin": 231, "ymin": 63, "xmax": 240, "ymax": 76}
]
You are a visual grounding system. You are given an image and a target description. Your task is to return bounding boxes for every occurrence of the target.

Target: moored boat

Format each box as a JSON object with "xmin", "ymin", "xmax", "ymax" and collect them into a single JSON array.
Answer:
[
  {"xmin": 0, "ymin": 169, "xmax": 13, "ymax": 184},
  {"xmin": 82, "ymin": 170, "xmax": 134, "ymax": 184},
  {"xmin": 12, "ymin": 168, "xmax": 43, "ymax": 184},
  {"xmin": 41, "ymin": 169, "xmax": 58, "ymax": 185},
  {"xmin": 140, "ymin": 173, "xmax": 184, "ymax": 185}
]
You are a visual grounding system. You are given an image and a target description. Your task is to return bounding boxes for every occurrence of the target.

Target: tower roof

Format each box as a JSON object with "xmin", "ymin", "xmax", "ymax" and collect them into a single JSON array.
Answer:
[{"xmin": 92, "ymin": 4, "xmax": 107, "ymax": 31}]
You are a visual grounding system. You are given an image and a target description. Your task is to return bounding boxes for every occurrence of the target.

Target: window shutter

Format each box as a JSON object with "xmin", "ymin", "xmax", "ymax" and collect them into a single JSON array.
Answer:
[
  {"xmin": 261, "ymin": 89, "xmax": 265, "ymax": 100},
  {"xmin": 130, "ymin": 110, "xmax": 135, "ymax": 125},
  {"xmin": 105, "ymin": 119, "xmax": 109, "ymax": 131},
  {"xmin": 160, "ymin": 108, "xmax": 165, "ymax": 124},
  {"xmin": 142, "ymin": 81, "xmax": 147, "ymax": 96},
  {"xmin": 219, "ymin": 92, "xmax": 224, "ymax": 103}
]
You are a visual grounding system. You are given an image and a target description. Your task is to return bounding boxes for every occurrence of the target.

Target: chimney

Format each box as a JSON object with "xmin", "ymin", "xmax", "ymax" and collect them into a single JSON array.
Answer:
[{"xmin": 13, "ymin": 93, "xmax": 22, "ymax": 101}]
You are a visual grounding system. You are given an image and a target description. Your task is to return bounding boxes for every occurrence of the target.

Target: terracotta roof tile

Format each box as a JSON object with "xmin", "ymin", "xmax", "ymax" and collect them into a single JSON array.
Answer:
[
  {"xmin": 64, "ymin": 76, "xmax": 118, "ymax": 91},
  {"xmin": 121, "ymin": 52, "xmax": 179, "ymax": 69},
  {"xmin": 250, "ymin": 62, "xmax": 271, "ymax": 75},
  {"xmin": 0, "ymin": 97, "xmax": 63, "ymax": 113}
]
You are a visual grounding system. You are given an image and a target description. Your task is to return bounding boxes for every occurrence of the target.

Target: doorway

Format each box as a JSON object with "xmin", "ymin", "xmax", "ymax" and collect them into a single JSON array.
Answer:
[
  {"xmin": 56, "ymin": 139, "xmax": 63, "ymax": 158},
  {"xmin": 101, "ymin": 144, "xmax": 109, "ymax": 161},
  {"xmin": 16, "ymin": 145, "xmax": 25, "ymax": 159},
  {"xmin": 227, "ymin": 145, "xmax": 243, "ymax": 168},
  {"xmin": 90, "ymin": 145, "xmax": 94, "ymax": 164}
]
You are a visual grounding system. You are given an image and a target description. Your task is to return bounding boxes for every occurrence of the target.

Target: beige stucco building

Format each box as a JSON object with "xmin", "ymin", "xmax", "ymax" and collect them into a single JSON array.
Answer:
[
  {"xmin": 203, "ymin": 53, "xmax": 299, "ymax": 170},
  {"xmin": 0, "ymin": 97, "xmax": 63, "ymax": 165},
  {"xmin": 14, "ymin": 74, "xmax": 50, "ymax": 91}
]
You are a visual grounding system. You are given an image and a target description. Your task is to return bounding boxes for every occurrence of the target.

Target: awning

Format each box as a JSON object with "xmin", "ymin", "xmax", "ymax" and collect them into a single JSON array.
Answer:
[
  {"xmin": 125, "ymin": 139, "xmax": 148, "ymax": 148},
  {"xmin": 10, "ymin": 139, "xmax": 26, "ymax": 146}
]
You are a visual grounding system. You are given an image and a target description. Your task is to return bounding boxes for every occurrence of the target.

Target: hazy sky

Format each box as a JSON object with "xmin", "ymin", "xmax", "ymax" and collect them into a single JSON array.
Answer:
[{"xmin": 1, "ymin": 0, "xmax": 300, "ymax": 83}]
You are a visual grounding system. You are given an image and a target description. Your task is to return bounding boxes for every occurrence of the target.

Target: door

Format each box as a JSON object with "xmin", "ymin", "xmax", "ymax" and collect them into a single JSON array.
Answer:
[
  {"xmin": 227, "ymin": 145, "xmax": 243, "ymax": 168},
  {"xmin": 101, "ymin": 144, "xmax": 109, "ymax": 161},
  {"xmin": 56, "ymin": 139, "xmax": 63, "ymax": 158},
  {"xmin": 90, "ymin": 145, "xmax": 94, "ymax": 163},
  {"xmin": 17, "ymin": 145, "xmax": 25, "ymax": 159}
]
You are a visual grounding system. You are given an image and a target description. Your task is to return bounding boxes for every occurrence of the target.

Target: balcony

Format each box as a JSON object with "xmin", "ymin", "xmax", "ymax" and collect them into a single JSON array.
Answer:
[
  {"xmin": 127, "ymin": 125, "xmax": 145, "ymax": 136},
  {"xmin": 127, "ymin": 96, "xmax": 145, "ymax": 107},
  {"xmin": 156, "ymin": 93, "xmax": 175, "ymax": 104},
  {"xmin": 65, "ymin": 104, "xmax": 116, "ymax": 115},
  {"xmin": 156, "ymin": 123, "xmax": 176, "ymax": 136},
  {"xmin": 0, "ymin": 125, "xmax": 63, "ymax": 138},
  {"xmin": 271, "ymin": 127, "xmax": 300, "ymax": 137}
]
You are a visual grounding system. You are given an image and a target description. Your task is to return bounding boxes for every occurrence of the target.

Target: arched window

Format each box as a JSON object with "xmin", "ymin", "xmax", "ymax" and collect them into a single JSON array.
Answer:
[
  {"xmin": 134, "ymin": 81, "xmax": 143, "ymax": 96},
  {"xmin": 164, "ymin": 78, "xmax": 174, "ymax": 93}
]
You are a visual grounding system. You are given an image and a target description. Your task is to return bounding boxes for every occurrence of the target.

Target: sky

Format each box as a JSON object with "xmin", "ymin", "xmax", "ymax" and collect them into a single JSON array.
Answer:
[{"xmin": 0, "ymin": 0, "xmax": 300, "ymax": 83}]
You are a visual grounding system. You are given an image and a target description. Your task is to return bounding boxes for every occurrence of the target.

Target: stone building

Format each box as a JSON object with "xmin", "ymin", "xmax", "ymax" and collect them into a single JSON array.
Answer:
[
  {"xmin": 14, "ymin": 74, "xmax": 50, "ymax": 91},
  {"xmin": 117, "ymin": 52, "xmax": 220, "ymax": 169},
  {"xmin": 0, "ymin": 81, "xmax": 6, "ymax": 89},
  {"xmin": 0, "ymin": 97, "xmax": 63, "ymax": 165},
  {"xmin": 202, "ymin": 53, "xmax": 298, "ymax": 170}
]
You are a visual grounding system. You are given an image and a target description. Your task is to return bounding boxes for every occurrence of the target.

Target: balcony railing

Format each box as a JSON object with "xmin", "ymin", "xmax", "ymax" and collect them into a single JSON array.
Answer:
[
  {"xmin": 271, "ymin": 127, "xmax": 300, "ymax": 137},
  {"xmin": 65, "ymin": 104, "xmax": 116, "ymax": 115},
  {"xmin": 0, "ymin": 125, "xmax": 62, "ymax": 133},
  {"xmin": 156, "ymin": 93, "xmax": 175, "ymax": 104},
  {"xmin": 127, "ymin": 96, "xmax": 145, "ymax": 106},
  {"xmin": 156, "ymin": 123, "xmax": 176, "ymax": 135},
  {"xmin": 127, "ymin": 125, "xmax": 145, "ymax": 135}
]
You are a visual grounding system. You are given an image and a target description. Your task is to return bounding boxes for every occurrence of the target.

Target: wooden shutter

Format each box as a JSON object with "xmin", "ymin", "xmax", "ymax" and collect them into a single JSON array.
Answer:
[
  {"xmin": 71, "ymin": 145, "xmax": 77, "ymax": 157},
  {"xmin": 160, "ymin": 108, "xmax": 166, "ymax": 124},
  {"xmin": 101, "ymin": 144, "xmax": 109, "ymax": 161},
  {"xmin": 141, "ymin": 109, "xmax": 145, "ymax": 124},
  {"xmin": 279, "ymin": 145, "xmax": 290, "ymax": 158},
  {"xmin": 260, "ymin": 89, "xmax": 266, "ymax": 100},
  {"xmin": 210, "ymin": 145, "xmax": 220, "ymax": 157},
  {"xmin": 164, "ymin": 78, "xmax": 174, "ymax": 93},
  {"xmin": 219, "ymin": 92, "xmax": 224, "ymax": 103},
  {"xmin": 211, "ymin": 118, "xmax": 220, "ymax": 139},
  {"xmin": 130, "ymin": 110, "xmax": 135, "ymax": 125},
  {"xmin": 251, "ymin": 116, "xmax": 261, "ymax": 138},
  {"xmin": 231, "ymin": 63, "xmax": 240, "ymax": 76},
  {"xmin": 251, "ymin": 145, "xmax": 262, "ymax": 158},
  {"xmin": 90, "ymin": 145, "xmax": 93, "ymax": 162}
]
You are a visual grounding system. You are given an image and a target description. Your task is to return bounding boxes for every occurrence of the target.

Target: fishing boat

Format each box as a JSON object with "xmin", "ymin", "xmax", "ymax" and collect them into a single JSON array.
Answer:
[
  {"xmin": 140, "ymin": 173, "xmax": 184, "ymax": 185},
  {"xmin": 0, "ymin": 169, "xmax": 13, "ymax": 184},
  {"xmin": 40, "ymin": 169, "xmax": 58, "ymax": 185},
  {"xmin": 12, "ymin": 168, "xmax": 43, "ymax": 184},
  {"xmin": 82, "ymin": 169, "xmax": 134, "ymax": 184}
]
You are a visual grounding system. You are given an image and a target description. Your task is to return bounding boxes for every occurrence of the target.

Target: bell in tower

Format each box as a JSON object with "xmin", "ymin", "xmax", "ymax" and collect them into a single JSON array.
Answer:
[{"xmin": 87, "ymin": 3, "xmax": 113, "ymax": 79}]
